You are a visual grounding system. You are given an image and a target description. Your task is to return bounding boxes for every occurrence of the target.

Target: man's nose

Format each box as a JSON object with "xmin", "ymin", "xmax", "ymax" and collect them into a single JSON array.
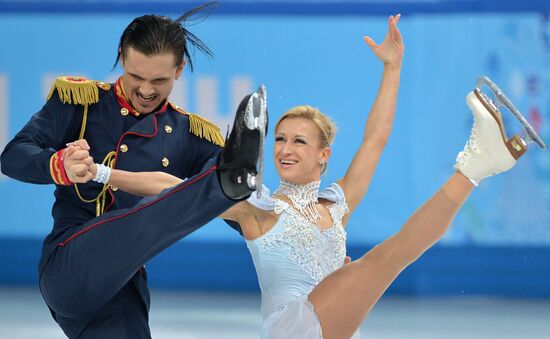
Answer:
[{"xmin": 138, "ymin": 83, "xmax": 155, "ymax": 96}]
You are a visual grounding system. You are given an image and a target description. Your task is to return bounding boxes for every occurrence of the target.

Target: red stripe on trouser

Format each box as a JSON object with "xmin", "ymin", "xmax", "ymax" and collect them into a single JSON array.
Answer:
[{"xmin": 57, "ymin": 165, "xmax": 217, "ymax": 247}]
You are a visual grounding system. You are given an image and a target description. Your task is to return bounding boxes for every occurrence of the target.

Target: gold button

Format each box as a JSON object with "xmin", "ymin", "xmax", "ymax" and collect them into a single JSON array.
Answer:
[
  {"xmin": 120, "ymin": 144, "xmax": 128, "ymax": 153},
  {"xmin": 162, "ymin": 157, "xmax": 169, "ymax": 167},
  {"xmin": 120, "ymin": 108, "xmax": 129, "ymax": 116},
  {"xmin": 96, "ymin": 81, "xmax": 111, "ymax": 90},
  {"xmin": 165, "ymin": 125, "xmax": 173, "ymax": 134},
  {"xmin": 110, "ymin": 185, "xmax": 119, "ymax": 191}
]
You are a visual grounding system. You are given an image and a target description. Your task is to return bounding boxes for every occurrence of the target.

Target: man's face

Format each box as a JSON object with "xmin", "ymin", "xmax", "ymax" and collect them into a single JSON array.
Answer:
[{"xmin": 120, "ymin": 46, "xmax": 184, "ymax": 114}]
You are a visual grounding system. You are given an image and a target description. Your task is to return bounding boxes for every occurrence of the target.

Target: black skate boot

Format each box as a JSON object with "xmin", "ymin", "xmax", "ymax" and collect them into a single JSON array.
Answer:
[{"xmin": 218, "ymin": 85, "xmax": 268, "ymax": 200}]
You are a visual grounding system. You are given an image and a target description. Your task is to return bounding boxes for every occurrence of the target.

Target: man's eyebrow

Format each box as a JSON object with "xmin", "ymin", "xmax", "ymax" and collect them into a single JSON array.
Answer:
[{"xmin": 127, "ymin": 72, "xmax": 170, "ymax": 82}]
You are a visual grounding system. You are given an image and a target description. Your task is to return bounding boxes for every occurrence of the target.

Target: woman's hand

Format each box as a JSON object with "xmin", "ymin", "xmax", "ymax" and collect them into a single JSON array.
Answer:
[{"xmin": 363, "ymin": 14, "xmax": 404, "ymax": 69}]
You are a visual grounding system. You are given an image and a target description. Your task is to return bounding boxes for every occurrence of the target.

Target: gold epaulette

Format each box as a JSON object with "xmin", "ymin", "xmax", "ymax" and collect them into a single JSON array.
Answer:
[
  {"xmin": 47, "ymin": 76, "xmax": 111, "ymax": 142},
  {"xmin": 170, "ymin": 102, "xmax": 225, "ymax": 147},
  {"xmin": 47, "ymin": 76, "xmax": 111, "ymax": 106}
]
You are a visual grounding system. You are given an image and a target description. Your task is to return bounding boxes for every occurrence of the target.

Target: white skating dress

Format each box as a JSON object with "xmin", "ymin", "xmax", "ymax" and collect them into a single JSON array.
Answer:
[{"xmin": 246, "ymin": 183, "xmax": 361, "ymax": 339}]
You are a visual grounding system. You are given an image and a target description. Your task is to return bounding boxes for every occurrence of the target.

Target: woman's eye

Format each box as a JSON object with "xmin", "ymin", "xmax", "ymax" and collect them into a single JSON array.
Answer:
[
  {"xmin": 275, "ymin": 137, "xmax": 284, "ymax": 142},
  {"xmin": 295, "ymin": 139, "xmax": 306, "ymax": 144}
]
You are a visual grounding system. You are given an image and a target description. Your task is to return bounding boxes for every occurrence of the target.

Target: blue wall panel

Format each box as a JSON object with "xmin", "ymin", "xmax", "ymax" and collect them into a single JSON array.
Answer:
[{"xmin": 2, "ymin": 238, "xmax": 549, "ymax": 297}]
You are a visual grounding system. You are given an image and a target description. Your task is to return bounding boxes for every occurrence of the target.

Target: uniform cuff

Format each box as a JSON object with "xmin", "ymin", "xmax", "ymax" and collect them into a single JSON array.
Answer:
[{"xmin": 50, "ymin": 149, "xmax": 73, "ymax": 185}]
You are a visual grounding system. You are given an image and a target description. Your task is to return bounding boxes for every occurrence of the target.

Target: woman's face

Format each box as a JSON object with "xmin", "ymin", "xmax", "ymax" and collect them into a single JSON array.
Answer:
[{"xmin": 274, "ymin": 117, "xmax": 330, "ymax": 184}]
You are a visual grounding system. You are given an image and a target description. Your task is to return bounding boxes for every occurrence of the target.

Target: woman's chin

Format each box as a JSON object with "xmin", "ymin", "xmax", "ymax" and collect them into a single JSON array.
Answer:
[{"xmin": 277, "ymin": 173, "xmax": 295, "ymax": 183}]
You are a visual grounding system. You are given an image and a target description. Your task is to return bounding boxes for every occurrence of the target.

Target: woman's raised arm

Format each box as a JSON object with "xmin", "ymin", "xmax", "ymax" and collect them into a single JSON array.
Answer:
[{"xmin": 338, "ymin": 14, "xmax": 404, "ymax": 213}]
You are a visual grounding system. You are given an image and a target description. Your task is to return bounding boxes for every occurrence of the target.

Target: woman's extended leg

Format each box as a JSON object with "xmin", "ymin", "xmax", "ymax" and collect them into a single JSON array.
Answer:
[
  {"xmin": 309, "ymin": 86, "xmax": 534, "ymax": 338},
  {"xmin": 308, "ymin": 172, "xmax": 473, "ymax": 338}
]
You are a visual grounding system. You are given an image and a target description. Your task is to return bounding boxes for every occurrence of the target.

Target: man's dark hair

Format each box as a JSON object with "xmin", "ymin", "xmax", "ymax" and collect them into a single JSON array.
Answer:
[{"xmin": 114, "ymin": 2, "xmax": 215, "ymax": 72}]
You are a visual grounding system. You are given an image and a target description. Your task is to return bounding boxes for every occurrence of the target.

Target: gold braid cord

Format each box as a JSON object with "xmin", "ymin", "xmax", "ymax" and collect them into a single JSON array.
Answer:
[
  {"xmin": 47, "ymin": 76, "xmax": 112, "ymax": 216},
  {"xmin": 74, "ymin": 151, "xmax": 117, "ymax": 216}
]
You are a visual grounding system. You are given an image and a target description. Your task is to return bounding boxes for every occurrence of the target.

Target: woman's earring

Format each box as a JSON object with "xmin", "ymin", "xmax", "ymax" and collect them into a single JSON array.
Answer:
[{"xmin": 319, "ymin": 159, "xmax": 326, "ymax": 165}]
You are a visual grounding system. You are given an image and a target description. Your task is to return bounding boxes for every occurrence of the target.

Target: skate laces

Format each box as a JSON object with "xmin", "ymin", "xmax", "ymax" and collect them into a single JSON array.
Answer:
[{"xmin": 456, "ymin": 117, "xmax": 480, "ymax": 168}]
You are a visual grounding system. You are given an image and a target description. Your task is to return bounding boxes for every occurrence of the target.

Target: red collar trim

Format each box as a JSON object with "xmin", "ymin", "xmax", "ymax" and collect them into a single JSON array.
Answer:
[{"xmin": 114, "ymin": 77, "xmax": 168, "ymax": 117}]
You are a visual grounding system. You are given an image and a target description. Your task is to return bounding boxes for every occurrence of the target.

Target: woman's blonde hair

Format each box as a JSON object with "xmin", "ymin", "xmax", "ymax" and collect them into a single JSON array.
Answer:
[{"xmin": 275, "ymin": 105, "xmax": 336, "ymax": 174}]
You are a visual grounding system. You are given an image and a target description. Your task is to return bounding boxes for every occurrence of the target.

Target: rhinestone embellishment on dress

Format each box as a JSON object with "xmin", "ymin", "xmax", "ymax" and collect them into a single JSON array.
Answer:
[
  {"xmin": 262, "ymin": 184, "xmax": 349, "ymax": 284},
  {"xmin": 273, "ymin": 180, "xmax": 321, "ymax": 224}
]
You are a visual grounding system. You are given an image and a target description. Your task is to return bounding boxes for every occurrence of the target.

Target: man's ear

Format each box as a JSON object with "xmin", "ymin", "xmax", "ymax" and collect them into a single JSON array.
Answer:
[
  {"xmin": 175, "ymin": 59, "xmax": 187, "ymax": 80},
  {"xmin": 119, "ymin": 47, "xmax": 125, "ymax": 66}
]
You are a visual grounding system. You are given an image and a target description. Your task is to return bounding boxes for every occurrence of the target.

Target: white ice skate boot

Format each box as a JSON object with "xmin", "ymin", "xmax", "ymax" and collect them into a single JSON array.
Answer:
[{"xmin": 455, "ymin": 77, "xmax": 546, "ymax": 185}]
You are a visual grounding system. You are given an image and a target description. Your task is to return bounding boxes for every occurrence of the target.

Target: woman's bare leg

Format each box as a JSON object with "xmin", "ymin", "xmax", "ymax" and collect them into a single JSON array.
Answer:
[{"xmin": 308, "ymin": 172, "xmax": 474, "ymax": 339}]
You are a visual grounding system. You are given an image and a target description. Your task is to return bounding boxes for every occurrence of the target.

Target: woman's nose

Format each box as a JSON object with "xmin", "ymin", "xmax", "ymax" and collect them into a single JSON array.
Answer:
[{"xmin": 280, "ymin": 142, "xmax": 293, "ymax": 154}]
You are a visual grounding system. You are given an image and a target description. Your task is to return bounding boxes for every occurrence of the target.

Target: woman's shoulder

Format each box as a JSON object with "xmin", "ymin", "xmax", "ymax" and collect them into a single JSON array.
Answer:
[
  {"xmin": 319, "ymin": 182, "xmax": 350, "ymax": 220},
  {"xmin": 239, "ymin": 186, "xmax": 281, "ymax": 241},
  {"xmin": 319, "ymin": 182, "xmax": 346, "ymax": 203},
  {"xmin": 246, "ymin": 185, "xmax": 276, "ymax": 211}
]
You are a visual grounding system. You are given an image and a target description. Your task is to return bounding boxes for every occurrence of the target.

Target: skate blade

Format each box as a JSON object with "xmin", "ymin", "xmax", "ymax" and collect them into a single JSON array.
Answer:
[
  {"xmin": 475, "ymin": 76, "xmax": 547, "ymax": 150},
  {"xmin": 244, "ymin": 85, "xmax": 268, "ymax": 198}
]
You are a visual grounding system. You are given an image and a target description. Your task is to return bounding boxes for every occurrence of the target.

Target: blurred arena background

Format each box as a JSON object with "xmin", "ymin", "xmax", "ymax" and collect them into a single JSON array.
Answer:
[{"xmin": 0, "ymin": 0, "xmax": 549, "ymax": 338}]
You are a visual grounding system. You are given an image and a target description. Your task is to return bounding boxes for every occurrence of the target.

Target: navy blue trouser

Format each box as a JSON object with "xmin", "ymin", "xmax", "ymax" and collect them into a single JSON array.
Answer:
[{"xmin": 38, "ymin": 160, "xmax": 236, "ymax": 338}]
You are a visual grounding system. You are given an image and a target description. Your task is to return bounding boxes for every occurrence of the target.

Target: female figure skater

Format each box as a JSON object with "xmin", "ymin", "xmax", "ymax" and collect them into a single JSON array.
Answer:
[{"xmin": 84, "ymin": 14, "xmax": 530, "ymax": 338}]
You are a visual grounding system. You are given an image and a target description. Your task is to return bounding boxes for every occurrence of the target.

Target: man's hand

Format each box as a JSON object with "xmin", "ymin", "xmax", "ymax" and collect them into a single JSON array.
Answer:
[{"xmin": 63, "ymin": 139, "xmax": 95, "ymax": 183}]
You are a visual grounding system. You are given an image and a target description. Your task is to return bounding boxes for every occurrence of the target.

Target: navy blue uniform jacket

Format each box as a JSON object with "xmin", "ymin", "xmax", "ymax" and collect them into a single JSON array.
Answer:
[{"xmin": 0, "ymin": 76, "xmax": 224, "ymax": 270}]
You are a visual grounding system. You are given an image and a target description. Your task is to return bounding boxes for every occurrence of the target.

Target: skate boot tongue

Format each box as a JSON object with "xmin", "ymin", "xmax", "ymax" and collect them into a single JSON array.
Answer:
[{"xmin": 218, "ymin": 85, "xmax": 268, "ymax": 200}]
